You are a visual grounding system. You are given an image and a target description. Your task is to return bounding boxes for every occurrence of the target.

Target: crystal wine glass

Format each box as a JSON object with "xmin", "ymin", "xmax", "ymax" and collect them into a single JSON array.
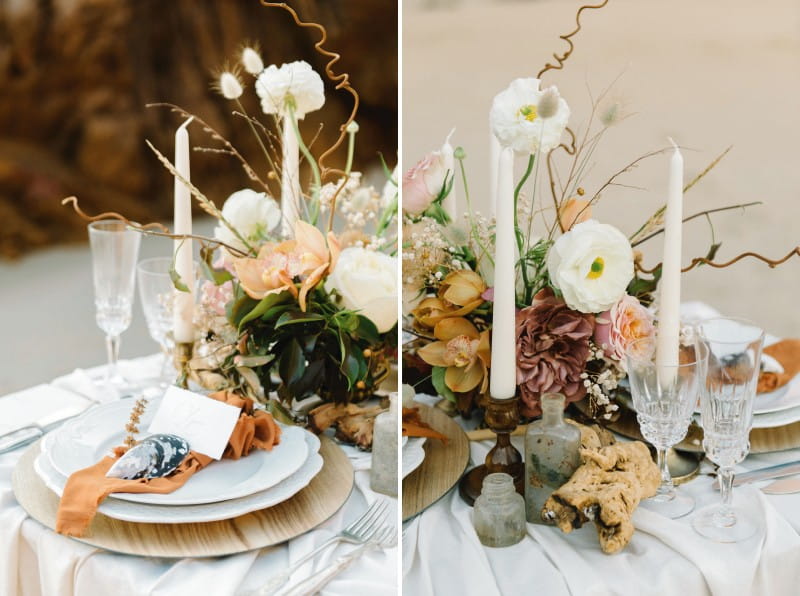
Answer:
[
  {"xmin": 626, "ymin": 337, "xmax": 708, "ymax": 518},
  {"xmin": 88, "ymin": 220, "xmax": 141, "ymax": 390},
  {"xmin": 136, "ymin": 257, "xmax": 178, "ymax": 386},
  {"xmin": 692, "ymin": 317, "xmax": 765, "ymax": 543}
]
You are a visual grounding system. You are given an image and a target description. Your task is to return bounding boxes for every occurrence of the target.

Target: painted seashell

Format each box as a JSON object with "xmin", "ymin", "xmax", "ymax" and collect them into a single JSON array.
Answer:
[{"xmin": 106, "ymin": 434, "xmax": 190, "ymax": 480}]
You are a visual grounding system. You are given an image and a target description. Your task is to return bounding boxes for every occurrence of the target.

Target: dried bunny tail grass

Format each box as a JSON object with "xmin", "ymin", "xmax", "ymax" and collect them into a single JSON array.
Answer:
[{"xmin": 61, "ymin": 197, "xmax": 251, "ymax": 258}]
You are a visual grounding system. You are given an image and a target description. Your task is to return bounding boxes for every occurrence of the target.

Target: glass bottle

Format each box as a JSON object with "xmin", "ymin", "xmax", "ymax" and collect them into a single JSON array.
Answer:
[
  {"xmin": 370, "ymin": 393, "xmax": 398, "ymax": 496},
  {"xmin": 473, "ymin": 473, "xmax": 526, "ymax": 547},
  {"xmin": 524, "ymin": 392, "xmax": 581, "ymax": 524}
]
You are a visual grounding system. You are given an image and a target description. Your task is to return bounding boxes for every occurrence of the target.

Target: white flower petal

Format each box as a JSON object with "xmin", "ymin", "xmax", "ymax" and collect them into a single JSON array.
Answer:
[{"xmin": 255, "ymin": 60, "xmax": 325, "ymax": 119}]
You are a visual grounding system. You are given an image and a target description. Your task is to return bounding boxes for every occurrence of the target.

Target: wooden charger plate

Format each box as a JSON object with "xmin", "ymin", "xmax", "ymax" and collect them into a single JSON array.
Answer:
[
  {"xmin": 13, "ymin": 435, "xmax": 353, "ymax": 558},
  {"xmin": 402, "ymin": 403, "xmax": 469, "ymax": 521},
  {"xmin": 572, "ymin": 398, "xmax": 800, "ymax": 454}
]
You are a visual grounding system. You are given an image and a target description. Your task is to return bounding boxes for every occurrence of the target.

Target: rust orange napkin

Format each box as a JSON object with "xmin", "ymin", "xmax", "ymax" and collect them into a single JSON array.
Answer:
[
  {"xmin": 55, "ymin": 390, "xmax": 281, "ymax": 537},
  {"xmin": 758, "ymin": 339, "xmax": 800, "ymax": 394}
]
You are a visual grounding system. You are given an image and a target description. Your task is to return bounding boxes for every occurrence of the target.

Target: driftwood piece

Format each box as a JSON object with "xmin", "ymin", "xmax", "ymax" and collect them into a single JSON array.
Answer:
[{"xmin": 543, "ymin": 441, "xmax": 660, "ymax": 554}]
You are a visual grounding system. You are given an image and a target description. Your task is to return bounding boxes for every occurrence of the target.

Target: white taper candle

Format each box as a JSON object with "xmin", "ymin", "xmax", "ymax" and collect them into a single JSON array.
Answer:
[
  {"xmin": 655, "ymin": 138, "xmax": 683, "ymax": 383},
  {"xmin": 173, "ymin": 116, "xmax": 195, "ymax": 344},
  {"xmin": 281, "ymin": 115, "xmax": 301, "ymax": 237},
  {"xmin": 490, "ymin": 147, "xmax": 517, "ymax": 399}
]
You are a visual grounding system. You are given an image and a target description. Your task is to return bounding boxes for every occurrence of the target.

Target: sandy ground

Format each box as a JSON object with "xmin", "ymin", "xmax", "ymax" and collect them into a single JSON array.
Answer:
[
  {"xmin": 403, "ymin": 0, "xmax": 800, "ymax": 335},
  {"xmin": 0, "ymin": 220, "xmax": 215, "ymax": 395}
]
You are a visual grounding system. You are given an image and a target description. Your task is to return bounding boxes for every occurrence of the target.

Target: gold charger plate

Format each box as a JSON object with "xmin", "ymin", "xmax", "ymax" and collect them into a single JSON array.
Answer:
[
  {"xmin": 402, "ymin": 403, "xmax": 470, "ymax": 521},
  {"xmin": 572, "ymin": 398, "xmax": 800, "ymax": 454},
  {"xmin": 13, "ymin": 436, "xmax": 353, "ymax": 558}
]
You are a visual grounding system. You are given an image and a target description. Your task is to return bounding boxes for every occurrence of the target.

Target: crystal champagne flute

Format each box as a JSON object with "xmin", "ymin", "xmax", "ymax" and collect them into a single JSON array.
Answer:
[
  {"xmin": 88, "ymin": 220, "xmax": 141, "ymax": 390},
  {"xmin": 693, "ymin": 317, "xmax": 765, "ymax": 543},
  {"xmin": 136, "ymin": 257, "xmax": 178, "ymax": 387},
  {"xmin": 626, "ymin": 336, "xmax": 708, "ymax": 518}
]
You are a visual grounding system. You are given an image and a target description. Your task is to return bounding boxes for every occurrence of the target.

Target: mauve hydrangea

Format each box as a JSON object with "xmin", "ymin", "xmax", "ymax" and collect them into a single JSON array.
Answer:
[{"xmin": 515, "ymin": 288, "xmax": 594, "ymax": 417}]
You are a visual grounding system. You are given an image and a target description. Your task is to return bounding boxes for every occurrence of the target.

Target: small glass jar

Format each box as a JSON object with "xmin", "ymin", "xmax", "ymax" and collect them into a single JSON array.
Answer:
[
  {"xmin": 524, "ymin": 392, "xmax": 581, "ymax": 524},
  {"xmin": 473, "ymin": 473, "xmax": 526, "ymax": 547}
]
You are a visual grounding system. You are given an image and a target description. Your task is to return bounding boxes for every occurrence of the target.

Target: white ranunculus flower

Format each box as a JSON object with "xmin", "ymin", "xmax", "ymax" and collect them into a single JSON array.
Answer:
[
  {"xmin": 326, "ymin": 247, "xmax": 398, "ymax": 333},
  {"xmin": 214, "ymin": 189, "xmax": 281, "ymax": 253},
  {"xmin": 255, "ymin": 60, "xmax": 325, "ymax": 119},
  {"xmin": 547, "ymin": 220, "xmax": 634, "ymax": 314},
  {"xmin": 490, "ymin": 78, "xmax": 570, "ymax": 154}
]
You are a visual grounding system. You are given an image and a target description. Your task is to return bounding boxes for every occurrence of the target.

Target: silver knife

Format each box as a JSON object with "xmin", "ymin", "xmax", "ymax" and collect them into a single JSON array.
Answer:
[
  {"xmin": 0, "ymin": 411, "xmax": 87, "ymax": 455},
  {"xmin": 712, "ymin": 461, "xmax": 800, "ymax": 490}
]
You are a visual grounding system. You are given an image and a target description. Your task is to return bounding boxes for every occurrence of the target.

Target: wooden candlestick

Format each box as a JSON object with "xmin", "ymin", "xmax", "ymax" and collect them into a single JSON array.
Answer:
[{"xmin": 459, "ymin": 395, "xmax": 524, "ymax": 506}]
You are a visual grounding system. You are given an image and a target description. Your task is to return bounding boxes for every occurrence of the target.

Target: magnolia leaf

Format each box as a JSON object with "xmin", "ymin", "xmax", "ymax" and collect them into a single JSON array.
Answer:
[
  {"xmin": 279, "ymin": 338, "xmax": 305, "ymax": 387},
  {"xmin": 276, "ymin": 311, "xmax": 326, "ymax": 328},
  {"xmin": 236, "ymin": 366, "xmax": 265, "ymax": 400},
  {"xmin": 266, "ymin": 398, "xmax": 296, "ymax": 425},
  {"xmin": 238, "ymin": 291, "xmax": 291, "ymax": 329},
  {"xmin": 235, "ymin": 354, "xmax": 273, "ymax": 368},
  {"xmin": 431, "ymin": 366, "xmax": 457, "ymax": 404},
  {"xmin": 199, "ymin": 246, "xmax": 233, "ymax": 285},
  {"xmin": 169, "ymin": 261, "xmax": 190, "ymax": 293},
  {"xmin": 355, "ymin": 315, "xmax": 380, "ymax": 345}
]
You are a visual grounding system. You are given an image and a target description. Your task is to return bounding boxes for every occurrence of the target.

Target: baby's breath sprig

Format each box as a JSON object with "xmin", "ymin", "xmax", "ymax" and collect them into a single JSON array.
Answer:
[{"xmin": 123, "ymin": 397, "xmax": 150, "ymax": 449}]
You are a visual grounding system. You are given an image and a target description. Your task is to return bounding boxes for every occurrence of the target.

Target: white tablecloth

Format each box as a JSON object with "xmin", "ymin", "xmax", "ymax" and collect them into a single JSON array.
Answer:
[
  {"xmin": 403, "ymin": 304, "xmax": 800, "ymax": 596},
  {"xmin": 0, "ymin": 356, "xmax": 397, "ymax": 596}
]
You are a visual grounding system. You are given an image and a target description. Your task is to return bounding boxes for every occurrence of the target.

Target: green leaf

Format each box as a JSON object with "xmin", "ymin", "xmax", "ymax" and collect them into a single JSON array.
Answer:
[
  {"xmin": 337, "ymin": 333, "xmax": 360, "ymax": 390},
  {"xmin": 235, "ymin": 354, "xmax": 274, "ymax": 368},
  {"xmin": 238, "ymin": 291, "xmax": 291, "ymax": 329},
  {"xmin": 354, "ymin": 315, "xmax": 380, "ymax": 345},
  {"xmin": 279, "ymin": 338, "xmax": 305, "ymax": 387},
  {"xmin": 431, "ymin": 366, "xmax": 457, "ymax": 403},
  {"xmin": 169, "ymin": 259, "xmax": 190, "ymax": 293},
  {"xmin": 377, "ymin": 151, "xmax": 396, "ymax": 183},
  {"xmin": 199, "ymin": 246, "xmax": 233, "ymax": 285},
  {"xmin": 227, "ymin": 294, "xmax": 258, "ymax": 327},
  {"xmin": 266, "ymin": 398, "xmax": 296, "ymax": 425},
  {"xmin": 275, "ymin": 311, "xmax": 326, "ymax": 328}
]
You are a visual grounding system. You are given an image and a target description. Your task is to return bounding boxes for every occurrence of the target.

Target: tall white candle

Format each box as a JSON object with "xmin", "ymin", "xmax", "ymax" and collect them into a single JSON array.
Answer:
[
  {"xmin": 490, "ymin": 147, "xmax": 517, "ymax": 399},
  {"xmin": 173, "ymin": 117, "xmax": 195, "ymax": 344},
  {"xmin": 655, "ymin": 138, "xmax": 683, "ymax": 382},
  {"xmin": 281, "ymin": 115, "xmax": 301, "ymax": 237},
  {"xmin": 489, "ymin": 132, "xmax": 501, "ymax": 217}
]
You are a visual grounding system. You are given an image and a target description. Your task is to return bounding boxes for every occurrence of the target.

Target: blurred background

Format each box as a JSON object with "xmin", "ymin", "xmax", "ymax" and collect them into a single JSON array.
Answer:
[
  {"xmin": 0, "ymin": 0, "xmax": 397, "ymax": 394},
  {"xmin": 403, "ymin": 0, "xmax": 800, "ymax": 334}
]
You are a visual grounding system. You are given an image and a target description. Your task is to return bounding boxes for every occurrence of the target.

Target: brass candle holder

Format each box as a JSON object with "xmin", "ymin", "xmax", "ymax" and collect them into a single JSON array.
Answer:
[
  {"xmin": 459, "ymin": 395, "xmax": 524, "ymax": 506},
  {"xmin": 173, "ymin": 342, "xmax": 193, "ymax": 389}
]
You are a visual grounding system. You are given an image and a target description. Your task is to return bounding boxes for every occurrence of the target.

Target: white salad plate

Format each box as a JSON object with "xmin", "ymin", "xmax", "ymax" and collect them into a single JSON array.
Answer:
[
  {"xmin": 45, "ymin": 398, "xmax": 309, "ymax": 505},
  {"xmin": 36, "ymin": 431, "xmax": 323, "ymax": 524},
  {"xmin": 402, "ymin": 437, "xmax": 426, "ymax": 479}
]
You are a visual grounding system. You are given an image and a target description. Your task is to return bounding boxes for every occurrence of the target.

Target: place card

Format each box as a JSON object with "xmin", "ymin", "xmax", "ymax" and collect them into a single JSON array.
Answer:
[{"xmin": 147, "ymin": 387, "xmax": 241, "ymax": 459}]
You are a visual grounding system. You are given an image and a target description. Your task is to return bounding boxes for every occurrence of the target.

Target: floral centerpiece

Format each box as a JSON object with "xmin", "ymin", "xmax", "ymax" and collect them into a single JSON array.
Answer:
[
  {"xmin": 66, "ymin": 5, "xmax": 398, "ymax": 415},
  {"xmin": 402, "ymin": 6, "xmax": 779, "ymax": 423}
]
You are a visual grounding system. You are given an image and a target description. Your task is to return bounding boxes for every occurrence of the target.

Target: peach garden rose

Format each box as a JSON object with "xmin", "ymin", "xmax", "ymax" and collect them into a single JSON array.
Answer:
[{"xmin": 594, "ymin": 295, "xmax": 656, "ymax": 369}]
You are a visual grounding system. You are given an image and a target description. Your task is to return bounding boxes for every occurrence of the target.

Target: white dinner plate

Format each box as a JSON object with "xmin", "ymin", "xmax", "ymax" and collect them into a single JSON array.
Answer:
[
  {"xmin": 37, "ymin": 431, "xmax": 324, "ymax": 524},
  {"xmin": 402, "ymin": 437, "xmax": 426, "ymax": 479},
  {"xmin": 46, "ymin": 398, "xmax": 309, "ymax": 505}
]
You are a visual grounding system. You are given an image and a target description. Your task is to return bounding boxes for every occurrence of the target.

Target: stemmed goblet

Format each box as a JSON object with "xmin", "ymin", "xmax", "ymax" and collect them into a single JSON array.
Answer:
[
  {"xmin": 693, "ymin": 317, "xmax": 765, "ymax": 543},
  {"xmin": 88, "ymin": 220, "xmax": 141, "ymax": 392},
  {"xmin": 136, "ymin": 257, "xmax": 178, "ymax": 387},
  {"xmin": 626, "ymin": 337, "xmax": 708, "ymax": 518}
]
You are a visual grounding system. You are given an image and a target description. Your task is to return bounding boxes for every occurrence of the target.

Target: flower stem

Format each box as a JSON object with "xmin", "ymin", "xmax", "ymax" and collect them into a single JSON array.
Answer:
[
  {"xmin": 344, "ymin": 126, "xmax": 357, "ymax": 175},
  {"xmin": 235, "ymin": 99, "xmax": 279, "ymax": 182},
  {"xmin": 514, "ymin": 154, "xmax": 535, "ymax": 302},
  {"xmin": 457, "ymin": 154, "xmax": 493, "ymax": 268},
  {"xmin": 287, "ymin": 102, "xmax": 322, "ymax": 224}
]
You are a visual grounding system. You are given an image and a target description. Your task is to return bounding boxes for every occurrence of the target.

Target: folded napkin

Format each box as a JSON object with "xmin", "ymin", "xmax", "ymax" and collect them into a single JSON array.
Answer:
[
  {"xmin": 55, "ymin": 390, "xmax": 281, "ymax": 537},
  {"xmin": 0, "ymin": 385, "xmax": 91, "ymax": 436},
  {"xmin": 758, "ymin": 339, "xmax": 800, "ymax": 394},
  {"xmin": 402, "ymin": 407, "xmax": 448, "ymax": 444}
]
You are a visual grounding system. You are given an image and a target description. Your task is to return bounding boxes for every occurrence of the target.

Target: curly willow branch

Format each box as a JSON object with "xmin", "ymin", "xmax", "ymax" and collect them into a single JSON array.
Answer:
[
  {"xmin": 537, "ymin": 0, "xmax": 611, "ymax": 79},
  {"xmin": 61, "ymin": 197, "xmax": 250, "ymax": 257},
  {"xmin": 546, "ymin": 127, "xmax": 577, "ymax": 233},
  {"xmin": 260, "ymin": 1, "xmax": 359, "ymax": 183},
  {"xmin": 635, "ymin": 247, "xmax": 800, "ymax": 275}
]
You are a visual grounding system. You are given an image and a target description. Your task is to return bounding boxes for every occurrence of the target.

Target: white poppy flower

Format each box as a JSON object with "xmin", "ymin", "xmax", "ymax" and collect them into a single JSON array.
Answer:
[
  {"xmin": 547, "ymin": 220, "xmax": 634, "ymax": 314},
  {"xmin": 490, "ymin": 78, "xmax": 570, "ymax": 154},
  {"xmin": 255, "ymin": 60, "xmax": 325, "ymax": 119},
  {"xmin": 214, "ymin": 189, "xmax": 281, "ymax": 253}
]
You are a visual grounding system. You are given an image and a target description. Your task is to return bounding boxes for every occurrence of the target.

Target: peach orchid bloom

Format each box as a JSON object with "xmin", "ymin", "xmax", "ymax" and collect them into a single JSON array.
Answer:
[
  {"xmin": 417, "ymin": 317, "xmax": 490, "ymax": 394},
  {"xmin": 233, "ymin": 221, "xmax": 340, "ymax": 311}
]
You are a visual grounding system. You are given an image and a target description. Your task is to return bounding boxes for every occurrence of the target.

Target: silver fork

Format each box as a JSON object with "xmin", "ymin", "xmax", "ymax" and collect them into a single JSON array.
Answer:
[
  {"xmin": 279, "ymin": 524, "xmax": 398, "ymax": 596},
  {"xmin": 255, "ymin": 499, "xmax": 390, "ymax": 595}
]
